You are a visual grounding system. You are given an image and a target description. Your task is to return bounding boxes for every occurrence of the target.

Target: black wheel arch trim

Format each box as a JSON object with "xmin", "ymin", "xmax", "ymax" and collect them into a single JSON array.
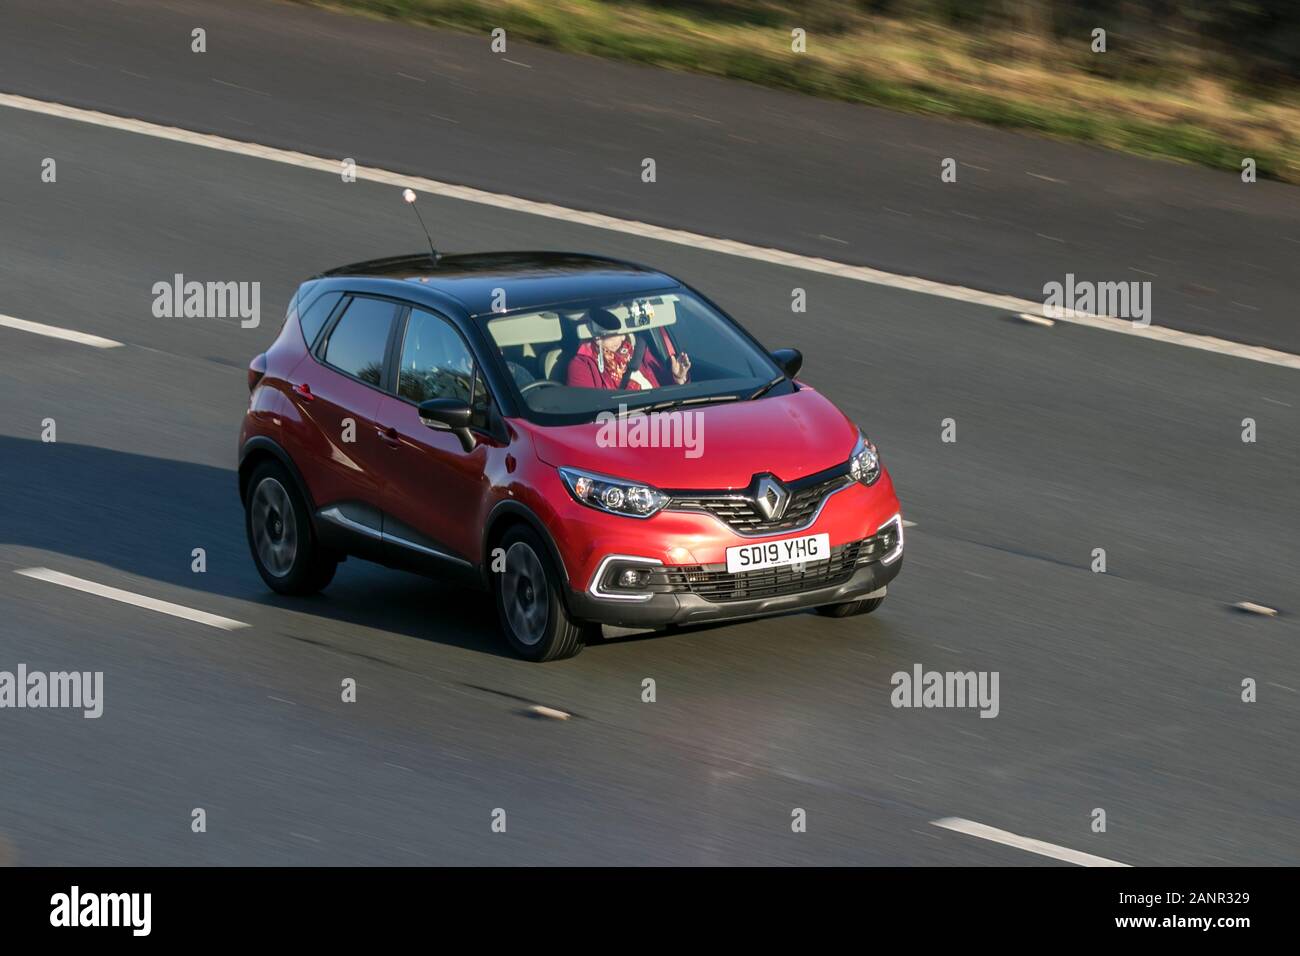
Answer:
[
  {"xmin": 238, "ymin": 436, "xmax": 317, "ymax": 516},
  {"xmin": 482, "ymin": 500, "xmax": 570, "ymax": 592}
]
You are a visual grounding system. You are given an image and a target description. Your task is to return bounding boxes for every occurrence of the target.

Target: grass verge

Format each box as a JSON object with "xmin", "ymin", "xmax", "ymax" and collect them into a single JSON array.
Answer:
[{"xmin": 300, "ymin": 0, "xmax": 1300, "ymax": 183}]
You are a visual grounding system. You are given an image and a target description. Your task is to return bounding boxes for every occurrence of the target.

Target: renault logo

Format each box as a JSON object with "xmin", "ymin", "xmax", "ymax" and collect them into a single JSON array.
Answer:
[{"xmin": 753, "ymin": 475, "xmax": 790, "ymax": 521}]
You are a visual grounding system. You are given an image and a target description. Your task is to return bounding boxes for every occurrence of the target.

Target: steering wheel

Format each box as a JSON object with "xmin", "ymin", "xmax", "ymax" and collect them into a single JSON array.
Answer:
[{"xmin": 520, "ymin": 379, "xmax": 564, "ymax": 394}]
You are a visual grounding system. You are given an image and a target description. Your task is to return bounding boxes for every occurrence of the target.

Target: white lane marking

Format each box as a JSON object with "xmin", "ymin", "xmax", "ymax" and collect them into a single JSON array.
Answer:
[
  {"xmin": 527, "ymin": 705, "xmax": 571, "ymax": 721},
  {"xmin": 932, "ymin": 817, "xmax": 1131, "ymax": 867},
  {"xmin": 1016, "ymin": 312, "xmax": 1056, "ymax": 327},
  {"xmin": 901, "ymin": 519, "xmax": 918, "ymax": 528},
  {"xmin": 15, "ymin": 567, "xmax": 249, "ymax": 630},
  {"xmin": 0, "ymin": 313, "xmax": 122, "ymax": 348},
  {"xmin": 2, "ymin": 92, "xmax": 1298, "ymax": 371},
  {"xmin": 1233, "ymin": 601, "xmax": 1278, "ymax": 617}
]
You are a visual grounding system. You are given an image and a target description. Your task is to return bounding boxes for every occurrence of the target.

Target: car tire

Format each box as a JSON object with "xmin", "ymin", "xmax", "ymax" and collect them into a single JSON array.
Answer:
[
  {"xmin": 814, "ymin": 595, "xmax": 885, "ymax": 618},
  {"xmin": 245, "ymin": 461, "xmax": 338, "ymax": 595},
  {"xmin": 493, "ymin": 525, "xmax": 588, "ymax": 662}
]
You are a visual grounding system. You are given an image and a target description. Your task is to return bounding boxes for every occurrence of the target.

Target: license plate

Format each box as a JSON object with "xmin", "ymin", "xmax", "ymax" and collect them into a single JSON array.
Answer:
[{"xmin": 725, "ymin": 533, "xmax": 830, "ymax": 574}]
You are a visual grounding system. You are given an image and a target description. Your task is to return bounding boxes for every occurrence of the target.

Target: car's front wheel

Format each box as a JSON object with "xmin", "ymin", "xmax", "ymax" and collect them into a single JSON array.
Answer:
[
  {"xmin": 245, "ymin": 461, "xmax": 338, "ymax": 595},
  {"xmin": 814, "ymin": 594, "xmax": 885, "ymax": 618},
  {"xmin": 493, "ymin": 525, "xmax": 588, "ymax": 661}
]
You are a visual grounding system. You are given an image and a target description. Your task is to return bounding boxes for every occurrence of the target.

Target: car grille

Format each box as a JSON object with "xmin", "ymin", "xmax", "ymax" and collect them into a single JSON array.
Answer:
[
  {"xmin": 667, "ymin": 470, "xmax": 853, "ymax": 535},
  {"xmin": 658, "ymin": 526, "xmax": 897, "ymax": 603}
]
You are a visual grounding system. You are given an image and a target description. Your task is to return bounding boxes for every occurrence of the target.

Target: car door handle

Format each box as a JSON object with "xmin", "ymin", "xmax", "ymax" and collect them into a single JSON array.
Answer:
[
  {"xmin": 376, "ymin": 425, "xmax": 401, "ymax": 447},
  {"xmin": 291, "ymin": 382, "xmax": 315, "ymax": 401}
]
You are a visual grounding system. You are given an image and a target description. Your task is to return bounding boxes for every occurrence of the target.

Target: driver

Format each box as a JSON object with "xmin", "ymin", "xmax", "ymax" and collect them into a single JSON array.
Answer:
[{"xmin": 566, "ymin": 308, "xmax": 690, "ymax": 390}]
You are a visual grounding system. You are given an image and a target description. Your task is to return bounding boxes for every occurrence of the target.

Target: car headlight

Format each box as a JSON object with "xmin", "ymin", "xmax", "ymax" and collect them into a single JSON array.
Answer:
[
  {"xmin": 849, "ymin": 431, "xmax": 881, "ymax": 486},
  {"xmin": 559, "ymin": 467, "xmax": 669, "ymax": 518}
]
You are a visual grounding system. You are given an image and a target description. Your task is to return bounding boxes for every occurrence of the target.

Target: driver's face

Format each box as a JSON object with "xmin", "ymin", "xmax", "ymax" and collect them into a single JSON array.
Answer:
[{"xmin": 598, "ymin": 332, "xmax": 627, "ymax": 352}]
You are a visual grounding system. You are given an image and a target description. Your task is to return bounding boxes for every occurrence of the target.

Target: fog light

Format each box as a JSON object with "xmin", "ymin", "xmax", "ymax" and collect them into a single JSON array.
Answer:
[{"xmin": 618, "ymin": 567, "xmax": 651, "ymax": 589}]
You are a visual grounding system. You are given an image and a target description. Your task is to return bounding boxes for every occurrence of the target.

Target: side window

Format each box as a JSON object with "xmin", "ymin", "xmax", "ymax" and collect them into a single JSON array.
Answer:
[
  {"xmin": 397, "ymin": 309, "xmax": 474, "ymax": 404},
  {"xmin": 298, "ymin": 291, "xmax": 342, "ymax": 349},
  {"xmin": 322, "ymin": 297, "xmax": 396, "ymax": 386}
]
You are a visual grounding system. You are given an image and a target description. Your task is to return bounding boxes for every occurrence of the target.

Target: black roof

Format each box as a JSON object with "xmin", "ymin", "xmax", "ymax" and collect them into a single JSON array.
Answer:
[{"xmin": 315, "ymin": 251, "xmax": 680, "ymax": 316}]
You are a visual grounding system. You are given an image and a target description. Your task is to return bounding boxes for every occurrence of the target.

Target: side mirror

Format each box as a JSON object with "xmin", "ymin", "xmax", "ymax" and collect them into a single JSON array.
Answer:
[
  {"xmin": 418, "ymin": 398, "xmax": 476, "ymax": 452},
  {"xmin": 770, "ymin": 348, "xmax": 803, "ymax": 379}
]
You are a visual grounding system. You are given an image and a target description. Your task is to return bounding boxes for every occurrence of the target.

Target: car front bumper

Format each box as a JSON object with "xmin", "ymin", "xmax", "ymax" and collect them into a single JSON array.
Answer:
[{"xmin": 567, "ymin": 554, "xmax": 902, "ymax": 628}]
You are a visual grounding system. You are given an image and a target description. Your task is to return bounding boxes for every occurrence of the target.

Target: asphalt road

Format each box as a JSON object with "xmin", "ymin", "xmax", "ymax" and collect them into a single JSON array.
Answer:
[
  {"xmin": 3, "ymin": 0, "xmax": 1300, "ymax": 352},
  {"xmin": 0, "ymin": 102, "xmax": 1297, "ymax": 865}
]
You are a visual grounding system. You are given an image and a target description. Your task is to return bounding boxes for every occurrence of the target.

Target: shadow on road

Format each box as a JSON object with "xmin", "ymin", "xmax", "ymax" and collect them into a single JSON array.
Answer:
[{"xmin": 0, "ymin": 435, "xmax": 512, "ymax": 658}]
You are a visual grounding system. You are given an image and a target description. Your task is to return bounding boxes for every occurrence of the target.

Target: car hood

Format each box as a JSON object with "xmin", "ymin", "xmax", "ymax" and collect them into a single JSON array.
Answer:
[{"xmin": 526, "ymin": 386, "xmax": 859, "ymax": 489}]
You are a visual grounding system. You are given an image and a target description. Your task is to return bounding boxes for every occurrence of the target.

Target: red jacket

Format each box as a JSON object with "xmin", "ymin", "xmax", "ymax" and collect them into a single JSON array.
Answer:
[{"xmin": 566, "ymin": 339, "xmax": 671, "ymax": 390}]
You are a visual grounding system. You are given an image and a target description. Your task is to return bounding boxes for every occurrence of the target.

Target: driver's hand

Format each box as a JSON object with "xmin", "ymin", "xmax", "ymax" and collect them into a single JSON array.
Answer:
[{"xmin": 671, "ymin": 352, "xmax": 691, "ymax": 384}]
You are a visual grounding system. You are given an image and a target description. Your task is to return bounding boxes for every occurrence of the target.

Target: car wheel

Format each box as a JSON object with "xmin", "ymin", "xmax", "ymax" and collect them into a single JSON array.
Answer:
[
  {"xmin": 493, "ymin": 526, "xmax": 587, "ymax": 661},
  {"xmin": 814, "ymin": 595, "xmax": 885, "ymax": 618},
  {"xmin": 245, "ymin": 461, "xmax": 338, "ymax": 595}
]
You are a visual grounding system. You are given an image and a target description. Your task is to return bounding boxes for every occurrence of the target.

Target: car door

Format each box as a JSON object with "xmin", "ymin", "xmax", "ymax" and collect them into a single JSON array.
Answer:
[
  {"xmin": 375, "ymin": 306, "xmax": 494, "ymax": 571},
  {"xmin": 287, "ymin": 294, "xmax": 401, "ymax": 545}
]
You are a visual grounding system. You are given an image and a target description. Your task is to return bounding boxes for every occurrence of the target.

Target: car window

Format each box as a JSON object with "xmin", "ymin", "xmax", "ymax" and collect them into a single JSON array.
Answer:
[
  {"xmin": 397, "ymin": 308, "xmax": 474, "ymax": 404},
  {"xmin": 482, "ymin": 290, "xmax": 786, "ymax": 425},
  {"xmin": 323, "ymin": 296, "xmax": 396, "ymax": 386},
  {"xmin": 299, "ymin": 290, "xmax": 343, "ymax": 349}
]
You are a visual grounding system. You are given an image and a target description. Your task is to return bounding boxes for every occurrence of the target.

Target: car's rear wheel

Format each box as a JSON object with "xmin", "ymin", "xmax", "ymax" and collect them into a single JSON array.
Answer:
[
  {"xmin": 245, "ymin": 461, "xmax": 337, "ymax": 595},
  {"xmin": 814, "ymin": 594, "xmax": 885, "ymax": 618},
  {"xmin": 493, "ymin": 525, "xmax": 588, "ymax": 661}
]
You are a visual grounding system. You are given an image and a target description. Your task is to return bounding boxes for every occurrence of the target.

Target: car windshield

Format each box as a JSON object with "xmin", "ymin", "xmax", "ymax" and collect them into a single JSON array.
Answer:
[{"xmin": 483, "ymin": 288, "xmax": 790, "ymax": 425}]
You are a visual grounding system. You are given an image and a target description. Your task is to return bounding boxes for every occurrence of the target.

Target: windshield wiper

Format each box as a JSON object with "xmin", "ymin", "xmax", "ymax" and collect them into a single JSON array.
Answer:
[
  {"xmin": 746, "ymin": 375, "xmax": 785, "ymax": 401},
  {"xmin": 630, "ymin": 394, "xmax": 741, "ymax": 414}
]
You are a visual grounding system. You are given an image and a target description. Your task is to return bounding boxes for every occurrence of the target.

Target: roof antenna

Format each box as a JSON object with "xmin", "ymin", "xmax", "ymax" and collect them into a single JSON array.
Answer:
[{"xmin": 402, "ymin": 188, "xmax": 439, "ymax": 265}]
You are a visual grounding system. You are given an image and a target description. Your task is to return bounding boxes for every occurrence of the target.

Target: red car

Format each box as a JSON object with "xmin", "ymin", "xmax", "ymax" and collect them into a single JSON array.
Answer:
[{"xmin": 239, "ymin": 253, "xmax": 903, "ymax": 660}]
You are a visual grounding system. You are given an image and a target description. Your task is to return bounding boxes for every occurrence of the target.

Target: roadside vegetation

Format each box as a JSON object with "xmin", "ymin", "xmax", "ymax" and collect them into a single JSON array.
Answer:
[{"xmin": 303, "ymin": 0, "xmax": 1300, "ymax": 182}]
